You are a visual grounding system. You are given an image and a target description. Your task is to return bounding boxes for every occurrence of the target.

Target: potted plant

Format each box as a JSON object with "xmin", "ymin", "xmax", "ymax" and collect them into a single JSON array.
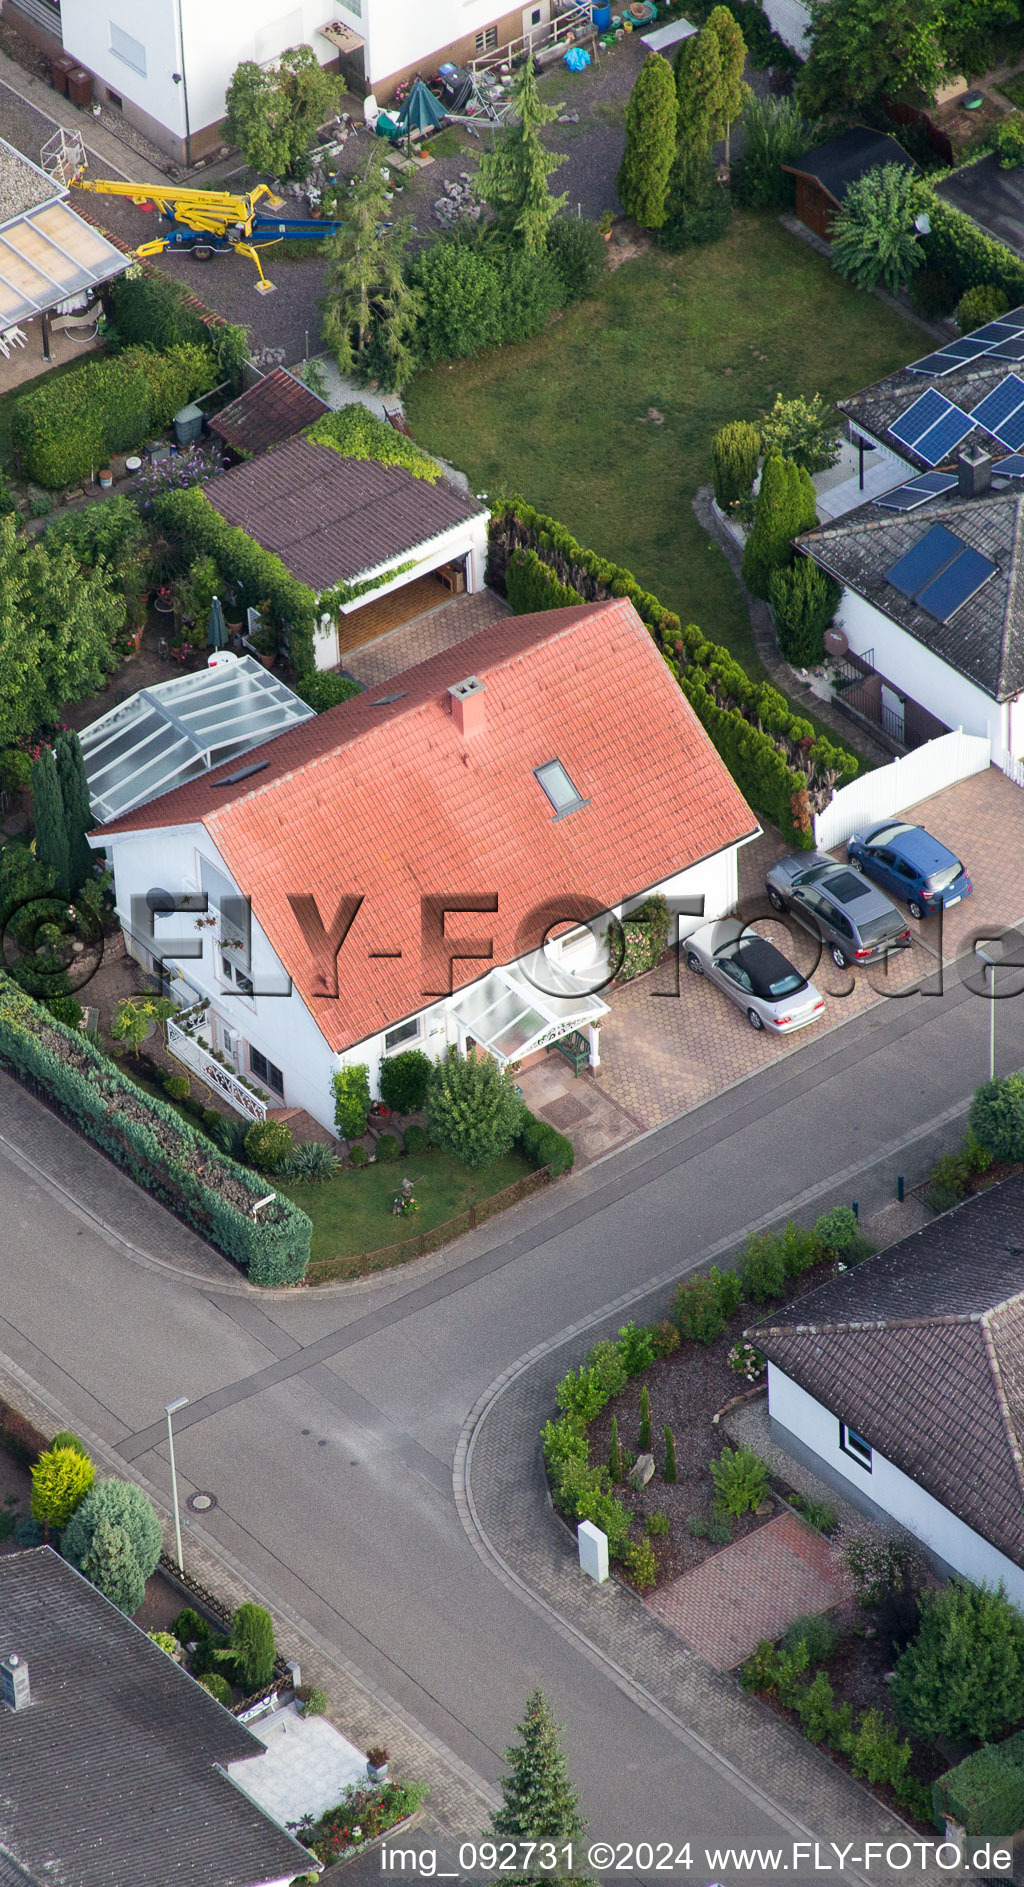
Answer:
[
  {"xmin": 599, "ymin": 210, "xmax": 614, "ymax": 242},
  {"xmin": 253, "ymin": 622, "xmax": 278, "ymax": 669},
  {"xmin": 154, "ymin": 585, "xmax": 175, "ymax": 614},
  {"xmin": 366, "ymin": 1744, "xmax": 390, "ymax": 1781}
]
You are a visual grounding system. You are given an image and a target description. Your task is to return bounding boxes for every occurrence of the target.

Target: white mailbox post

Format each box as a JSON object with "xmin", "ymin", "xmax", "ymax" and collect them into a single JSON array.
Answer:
[{"xmin": 577, "ymin": 1519, "xmax": 609, "ymax": 1584}]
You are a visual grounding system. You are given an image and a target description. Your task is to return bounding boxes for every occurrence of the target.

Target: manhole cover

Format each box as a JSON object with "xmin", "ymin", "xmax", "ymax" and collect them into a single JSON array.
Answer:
[{"xmin": 187, "ymin": 1491, "xmax": 217, "ymax": 1513}]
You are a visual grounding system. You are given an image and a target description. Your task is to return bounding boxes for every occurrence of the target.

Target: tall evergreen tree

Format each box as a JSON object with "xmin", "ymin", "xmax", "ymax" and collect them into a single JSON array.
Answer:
[
  {"xmin": 664, "ymin": 22, "xmax": 725, "ymax": 230},
  {"xmin": 81, "ymin": 1516, "xmax": 146, "ymax": 1616},
  {"xmin": 742, "ymin": 454, "xmax": 817, "ymax": 599},
  {"xmin": 31, "ymin": 747, "xmax": 69, "ymax": 896},
  {"xmin": 616, "ymin": 53, "xmax": 678, "ymax": 229},
  {"xmin": 492, "ymin": 1690, "xmax": 587, "ymax": 1842},
  {"xmin": 706, "ymin": 6, "xmax": 749, "ymax": 176},
  {"xmin": 320, "ymin": 154, "xmax": 422, "ymax": 390},
  {"xmin": 55, "ymin": 731, "xmax": 93, "ymax": 896},
  {"xmin": 477, "ymin": 60, "xmax": 567, "ymax": 253}
]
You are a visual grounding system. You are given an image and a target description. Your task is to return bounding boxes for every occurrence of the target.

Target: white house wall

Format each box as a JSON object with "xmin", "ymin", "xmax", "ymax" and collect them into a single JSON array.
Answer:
[
  {"xmin": 360, "ymin": 0, "xmax": 522, "ymax": 90},
  {"xmin": 312, "ymin": 513, "xmax": 489, "ymax": 671},
  {"xmin": 767, "ymin": 1364, "xmax": 1024, "ymax": 1608},
  {"xmin": 838, "ymin": 588, "xmax": 1010, "ymax": 762}
]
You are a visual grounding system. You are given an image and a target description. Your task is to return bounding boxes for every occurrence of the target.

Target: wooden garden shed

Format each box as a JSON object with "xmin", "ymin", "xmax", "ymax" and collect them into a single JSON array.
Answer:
[{"xmin": 783, "ymin": 127, "xmax": 919, "ymax": 239}]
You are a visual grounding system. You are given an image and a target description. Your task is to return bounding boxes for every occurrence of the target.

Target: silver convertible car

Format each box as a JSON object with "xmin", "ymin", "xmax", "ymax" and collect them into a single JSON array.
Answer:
[{"xmin": 683, "ymin": 919, "xmax": 826, "ymax": 1033}]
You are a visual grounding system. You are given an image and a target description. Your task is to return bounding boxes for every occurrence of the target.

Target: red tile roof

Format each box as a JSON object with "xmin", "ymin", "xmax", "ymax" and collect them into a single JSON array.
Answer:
[
  {"xmin": 98, "ymin": 600, "xmax": 758, "ymax": 1053},
  {"xmin": 204, "ymin": 437, "xmax": 485, "ymax": 591},
  {"xmin": 207, "ymin": 368, "xmax": 330, "ymax": 455}
]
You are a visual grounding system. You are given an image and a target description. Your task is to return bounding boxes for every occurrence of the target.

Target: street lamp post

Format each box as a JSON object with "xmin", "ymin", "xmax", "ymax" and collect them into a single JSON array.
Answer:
[
  {"xmin": 976, "ymin": 945, "xmax": 998, "ymax": 1083},
  {"xmin": 165, "ymin": 1397, "xmax": 189, "ymax": 1570}
]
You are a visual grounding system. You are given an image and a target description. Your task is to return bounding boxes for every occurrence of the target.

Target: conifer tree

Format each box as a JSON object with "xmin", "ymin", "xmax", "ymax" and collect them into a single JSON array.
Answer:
[
  {"xmin": 663, "ymin": 1424, "xmax": 678, "ymax": 1483},
  {"xmin": 81, "ymin": 1516, "xmax": 147, "ymax": 1616},
  {"xmin": 609, "ymin": 1414, "xmax": 622, "ymax": 1483},
  {"xmin": 706, "ymin": 6, "xmax": 749, "ymax": 175},
  {"xmin": 477, "ymin": 60, "xmax": 567, "ymax": 252},
  {"xmin": 742, "ymin": 454, "xmax": 817, "ymax": 600},
  {"xmin": 638, "ymin": 1385, "xmax": 652, "ymax": 1453},
  {"xmin": 55, "ymin": 731, "xmax": 94, "ymax": 896},
  {"xmin": 492, "ymin": 1690, "xmax": 587, "ymax": 1843},
  {"xmin": 616, "ymin": 53, "xmax": 678, "ymax": 229},
  {"xmin": 31, "ymin": 747, "xmax": 69, "ymax": 896},
  {"xmin": 321, "ymin": 154, "xmax": 422, "ymax": 389},
  {"xmin": 30, "ymin": 1444, "xmax": 95, "ymax": 1541}
]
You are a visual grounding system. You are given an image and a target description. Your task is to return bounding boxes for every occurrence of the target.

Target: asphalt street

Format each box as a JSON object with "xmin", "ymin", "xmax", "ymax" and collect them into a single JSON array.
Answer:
[{"xmin": 0, "ymin": 960, "xmax": 1018, "ymax": 1877}]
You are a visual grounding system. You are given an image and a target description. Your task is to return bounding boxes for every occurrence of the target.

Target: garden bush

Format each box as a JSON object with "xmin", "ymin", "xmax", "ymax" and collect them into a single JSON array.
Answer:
[
  {"xmin": 243, "ymin": 1119, "xmax": 294, "ymax": 1174},
  {"xmin": 403, "ymin": 1123, "xmax": 431, "ymax": 1156},
  {"xmin": 292, "ymin": 672, "xmax": 362, "ymax": 712},
  {"xmin": 646, "ymin": 1510, "xmax": 670, "ymax": 1536},
  {"xmin": 107, "ymin": 270, "xmax": 249, "ymax": 382},
  {"xmin": 617, "ymin": 1321, "xmax": 655, "ymax": 1375},
  {"xmin": 302, "ymin": 1687, "xmax": 329, "ymax": 1715},
  {"xmin": 148, "ymin": 1630, "xmax": 178, "ymax": 1656},
  {"xmin": 153, "ymin": 486, "xmax": 317, "ymax": 675},
  {"xmin": 934, "ymin": 1734, "xmax": 1024, "ymax": 1840},
  {"xmin": 375, "ymin": 1132, "xmax": 399, "ymax": 1162},
  {"xmin": 710, "ymin": 1444, "xmax": 768, "ymax": 1516},
  {"xmin": 288, "ymin": 1141, "xmax": 339, "ymax": 1183},
  {"xmin": 850, "ymin": 1710, "xmax": 912, "ymax": 1790},
  {"xmin": 769, "ymin": 560, "xmax": 840, "ymax": 667},
  {"xmin": 840, "ymin": 1524, "xmax": 920, "ymax": 1606},
  {"xmin": 711, "ymin": 419, "xmax": 760, "ymax": 511},
  {"xmin": 232, "ymin": 1601, "xmax": 276, "ymax": 1692},
  {"xmin": 163, "ymin": 1075, "xmax": 191, "ymax": 1103},
  {"xmin": 81, "ymin": 1516, "xmax": 146, "ymax": 1614},
  {"xmin": 427, "ymin": 1047, "xmax": 523, "ymax": 1170},
  {"xmin": 31, "ymin": 1444, "xmax": 95, "ymax": 1536},
  {"xmin": 782, "ymin": 1612, "xmax": 837, "ymax": 1663},
  {"xmin": 0, "ymin": 976, "xmax": 309, "ymax": 1282},
  {"xmin": 968, "ymin": 1073, "xmax": 1024, "ymax": 1163},
  {"xmin": 51, "ymin": 1430, "xmax": 88, "ymax": 1456},
  {"xmin": 672, "ymin": 1273, "xmax": 726, "ymax": 1343},
  {"xmin": 413, "ymin": 239, "xmax": 562, "ymax": 365},
  {"xmin": 545, "ymin": 215, "xmax": 606, "ymax": 303},
  {"xmin": 12, "ymin": 345, "xmax": 218, "ymax": 488},
  {"xmin": 556, "ymin": 1367, "xmax": 608, "ymax": 1424},
  {"xmin": 332, "ymin": 1065, "xmax": 372, "ymax": 1141},
  {"xmin": 732, "ymin": 94, "xmax": 804, "ymax": 208},
  {"xmin": 63, "ymin": 1476, "xmax": 163, "ymax": 1579},
  {"xmin": 918, "ymin": 189, "xmax": 1024, "ymax": 309},
  {"xmin": 172, "ymin": 1606, "xmax": 210, "ymax": 1645},
  {"xmin": 198, "ymin": 1672, "xmax": 234, "ymax": 1705},
  {"xmin": 620, "ymin": 1536, "xmax": 658, "ymax": 1589},
  {"xmin": 995, "ymin": 113, "xmax": 1024, "ymax": 170},
  {"xmin": 739, "ymin": 1231, "xmax": 787, "ymax": 1302},
  {"xmin": 651, "ymin": 1319, "xmax": 681, "ymax": 1358},
  {"xmin": 349, "ymin": 1143, "xmax": 368, "ymax": 1167},
  {"xmin": 796, "ymin": 1670, "xmax": 841, "ymax": 1744},
  {"xmin": 379, "ymin": 1048, "xmax": 432, "ymax": 1114},
  {"xmin": 516, "ymin": 1114, "xmax": 574, "ymax": 1177},
  {"xmin": 760, "ymin": 393, "xmax": 842, "ymax": 476},
  {"xmin": 813, "ymin": 1205, "xmax": 872, "ymax": 1263},
  {"xmin": 46, "ymin": 996, "xmax": 84, "ymax": 1029},
  {"xmin": 801, "ymin": 1498, "xmax": 838, "ymax": 1536},
  {"xmin": 583, "ymin": 1339, "xmax": 629, "ymax": 1399},
  {"xmin": 709, "ymin": 1264, "xmax": 743, "ymax": 1315},
  {"xmin": 957, "ymin": 283, "xmax": 1009, "ymax": 333},
  {"xmin": 742, "ymin": 454, "xmax": 817, "ymax": 600},
  {"xmin": 893, "ymin": 1578, "xmax": 1024, "ymax": 1743}
]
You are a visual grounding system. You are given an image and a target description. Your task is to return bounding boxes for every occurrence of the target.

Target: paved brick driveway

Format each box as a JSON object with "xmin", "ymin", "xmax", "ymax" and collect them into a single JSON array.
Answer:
[
  {"xmin": 522, "ymin": 765, "xmax": 1024, "ymax": 1157},
  {"xmin": 645, "ymin": 1509, "xmax": 853, "ymax": 1670}
]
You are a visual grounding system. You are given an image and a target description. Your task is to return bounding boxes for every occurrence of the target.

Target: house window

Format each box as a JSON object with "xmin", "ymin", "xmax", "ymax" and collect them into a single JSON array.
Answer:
[
  {"xmin": 106, "ymin": 88, "xmax": 123, "ymax": 108},
  {"xmin": 249, "ymin": 1046, "xmax": 284, "ymax": 1097},
  {"xmin": 475, "ymin": 24, "xmax": 498, "ymax": 51},
  {"xmin": 534, "ymin": 758, "xmax": 588, "ymax": 819},
  {"xmin": 109, "ymin": 22, "xmax": 146, "ymax": 74},
  {"xmin": 839, "ymin": 1422, "xmax": 872, "ymax": 1471},
  {"xmin": 219, "ymin": 956, "xmax": 255, "ymax": 1000},
  {"xmin": 384, "ymin": 1017, "xmax": 422, "ymax": 1054}
]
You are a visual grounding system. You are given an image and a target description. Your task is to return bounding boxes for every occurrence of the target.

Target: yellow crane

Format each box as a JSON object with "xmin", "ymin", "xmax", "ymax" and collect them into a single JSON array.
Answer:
[{"xmin": 69, "ymin": 174, "xmax": 341, "ymax": 293}]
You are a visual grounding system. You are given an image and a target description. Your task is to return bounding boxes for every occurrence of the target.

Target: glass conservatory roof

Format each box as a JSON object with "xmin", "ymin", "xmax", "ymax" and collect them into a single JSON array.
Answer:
[
  {"xmin": 449, "ymin": 956, "xmax": 608, "ymax": 1065},
  {"xmin": 80, "ymin": 655, "xmax": 315, "ymax": 823}
]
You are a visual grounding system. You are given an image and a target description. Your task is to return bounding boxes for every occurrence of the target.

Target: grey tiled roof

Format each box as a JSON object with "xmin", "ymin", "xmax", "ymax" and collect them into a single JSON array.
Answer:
[
  {"xmin": 753, "ymin": 1174, "xmax": 1024, "ymax": 1565},
  {"xmin": 797, "ymin": 486, "xmax": 1024, "ymax": 700},
  {"xmin": 0, "ymin": 1548, "xmax": 311, "ymax": 1887},
  {"xmin": 205, "ymin": 437, "xmax": 485, "ymax": 591},
  {"xmin": 840, "ymin": 353, "xmax": 1024, "ymax": 472}
]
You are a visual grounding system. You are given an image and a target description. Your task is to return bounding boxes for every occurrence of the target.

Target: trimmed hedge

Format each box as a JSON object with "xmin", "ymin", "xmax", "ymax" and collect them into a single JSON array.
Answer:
[
  {"xmin": 12, "ymin": 345, "xmax": 219, "ymax": 489},
  {"xmin": 152, "ymin": 487, "xmax": 317, "ymax": 675},
  {"xmin": 919, "ymin": 186, "xmax": 1024, "ymax": 307},
  {"xmin": 518, "ymin": 1108, "xmax": 575, "ymax": 1177},
  {"xmin": 0, "ymin": 975, "xmax": 310, "ymax": 1284},
  {"xmin": 489, "ymin": 498, "xmax": 857, "ymax": 848},
  {"xmin": 106, "ymin": 270, "xmax": 250, "ymax": 381},
  {"xmin": 933, "ymin": 1732, "xmax": 1024, "ymax": 1838},
  {"xmin": 293, "ymin": 672, "xmax": 362, "ymax": 712}
]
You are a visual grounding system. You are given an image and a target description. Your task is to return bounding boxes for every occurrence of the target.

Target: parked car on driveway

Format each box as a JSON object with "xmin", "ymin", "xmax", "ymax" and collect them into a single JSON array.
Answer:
[
  {"xmin": 764, "ymin": 853, "xmax": 911, "ymax": 968},
  {"xmin": 683, "ymin": 919, "xmax": 826, "ymax": 1032},
  {"xmin": 845, "ymin": 821, "xmax": 971, "ymax": 921}
]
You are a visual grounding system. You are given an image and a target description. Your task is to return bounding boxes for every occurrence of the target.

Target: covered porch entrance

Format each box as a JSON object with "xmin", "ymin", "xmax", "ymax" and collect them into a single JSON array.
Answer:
[{"xmin": 448, "ymin": 958, "xmax": 608, "ymax": 1072}]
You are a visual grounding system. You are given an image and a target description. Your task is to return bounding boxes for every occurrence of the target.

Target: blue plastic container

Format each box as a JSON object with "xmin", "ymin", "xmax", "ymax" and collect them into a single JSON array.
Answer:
[{"xmin": 592, "ymin": 2, "xmax": 611, "ymax": 27}]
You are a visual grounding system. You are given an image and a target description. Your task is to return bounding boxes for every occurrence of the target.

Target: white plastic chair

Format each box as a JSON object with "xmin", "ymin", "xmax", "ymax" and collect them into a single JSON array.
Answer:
[
  {"xmin": 0, "ymin": 336, "xmax": 10, "ymax": 361},
  {"xmin": 363, "ymin": 91, "xmax": 380, "ymax": 129},
  {"xmin": 3, "ymin": 327, "xmax": 25, "ymax": 348}
]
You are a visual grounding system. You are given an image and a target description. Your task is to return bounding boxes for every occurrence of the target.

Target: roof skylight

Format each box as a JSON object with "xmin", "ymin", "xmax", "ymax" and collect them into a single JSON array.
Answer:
[{"xmin": 535, "ymin": 759, "xmax": 588, "ymax": 819}]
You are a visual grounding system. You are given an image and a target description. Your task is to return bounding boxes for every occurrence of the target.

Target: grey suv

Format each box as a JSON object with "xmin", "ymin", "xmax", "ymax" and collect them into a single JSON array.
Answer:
[{"xmin": 764, "ymin": 852, "xmax": 912, "ymax": 968}]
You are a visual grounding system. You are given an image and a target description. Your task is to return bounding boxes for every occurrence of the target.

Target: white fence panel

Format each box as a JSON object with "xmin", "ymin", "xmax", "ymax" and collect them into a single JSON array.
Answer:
[
  {"xmin": 813, "ymin": 730, "xmax": 991, "ymax": 852},
  {"xmin": 999, "ymin": 753, "xmax": 1024, "ymax": 792}
]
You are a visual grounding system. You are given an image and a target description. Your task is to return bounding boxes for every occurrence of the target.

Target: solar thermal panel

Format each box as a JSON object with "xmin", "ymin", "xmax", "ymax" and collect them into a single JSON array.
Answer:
[
  {"xmin": 884, "ymin": 524, "xmax": 963, "ymax": 598},
  {"xmin": 915, "ymin": 546, "xmax": 997, "ymax": 621}
]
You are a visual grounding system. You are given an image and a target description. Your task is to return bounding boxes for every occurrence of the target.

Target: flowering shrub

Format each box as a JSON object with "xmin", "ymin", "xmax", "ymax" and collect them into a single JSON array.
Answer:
[
  {"xmin": 296, "ymin": 1779, "xmax": 427, "ymax": 1863},
  {"xmin": 135, "ymin": 445, "xmax": 229, "ymax": 510},
  {"xmin": 728, "ymin": 1340, "xmax": 765, "ymax": 1382}
]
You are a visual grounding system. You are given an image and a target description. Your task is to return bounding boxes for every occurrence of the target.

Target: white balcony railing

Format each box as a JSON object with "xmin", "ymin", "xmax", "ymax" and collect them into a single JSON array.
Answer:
[{"xmin": 166, "ymin": 1019, "xmax": 267, "ymax": 1122}]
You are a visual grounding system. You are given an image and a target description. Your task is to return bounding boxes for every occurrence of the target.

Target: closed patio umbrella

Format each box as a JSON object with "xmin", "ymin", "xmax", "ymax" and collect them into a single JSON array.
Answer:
[
  {"xmin": 207, "ymin": 595, "xmax": 228, "ymax": 650},
  {"xmin": 395, "ymin": 78, "xmax": 446, "ymax": 145}
]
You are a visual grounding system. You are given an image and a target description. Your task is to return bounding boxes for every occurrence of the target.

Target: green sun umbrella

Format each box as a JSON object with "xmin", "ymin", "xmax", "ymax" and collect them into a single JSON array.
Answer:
[
  {"xmin": 207, "ymin": 594, "xmax": 228, "ymax": 650},
  {"xmin": 395, "ymin": 78, "xmax": 446, "ymax": 148}
]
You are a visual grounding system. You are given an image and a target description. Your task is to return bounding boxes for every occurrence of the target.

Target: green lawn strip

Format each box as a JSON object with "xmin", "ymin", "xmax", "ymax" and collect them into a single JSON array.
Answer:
[
  {"xmin": 280, "ymin": 1145, "xmax": 530, "ymax": 1265},
  {"xmin": 997, "ymin": 73, "xmax": 1024, "ymax": 107},
  {"xmin": 405, "ymin": 212, "xmax": 918, "ymax": 687}
]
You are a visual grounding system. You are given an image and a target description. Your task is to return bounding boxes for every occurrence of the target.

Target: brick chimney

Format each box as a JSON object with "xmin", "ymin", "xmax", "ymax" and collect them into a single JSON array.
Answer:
[
  {"xmin": 958, "ymin": 444, "xmax": 992, "ymax": 499},
  {"xmin": 1, "ymin": 1654, "xmax": 30, "ymax": 1711},
  {"xmin": 447, "ymin": 676, "xmax": 486, "ymax": 737}
]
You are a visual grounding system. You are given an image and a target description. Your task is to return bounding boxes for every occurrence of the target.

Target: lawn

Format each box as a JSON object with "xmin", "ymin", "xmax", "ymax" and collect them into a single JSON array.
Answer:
[
  {"xmin": 404, "ymin": 212, "xmax": 921, "ymax": 681},
  {"xmin": 281, "ymin": 1144, "xmax": 532, "ymax": 1273}
]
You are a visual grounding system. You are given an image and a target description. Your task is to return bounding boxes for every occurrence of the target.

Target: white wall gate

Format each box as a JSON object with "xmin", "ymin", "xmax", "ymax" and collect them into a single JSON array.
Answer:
[{"xmin": 813, "ymin": 730, "xmax": 992, "ymax": 852}]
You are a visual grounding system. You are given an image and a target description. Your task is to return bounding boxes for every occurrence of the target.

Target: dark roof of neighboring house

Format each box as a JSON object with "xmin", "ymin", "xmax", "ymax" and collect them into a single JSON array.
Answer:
[
  {"xmin": 208, "ymin": 368, "xmax": 330, "ymax": 455},
  {"xmin": 94, "ymin": 599, "xmax": 759, "ymax": 1054},
  {"xmin": 753, "ymin": 1173, "xmax": 1024, "ymax": 1568},
  {"xmin": 839, "ymin": 353, "xmax": 1024, "ymax": 472},
  {"xmin": 204, "ymin": 436, "xmax": 485, "ymax": 591},
  {"xmin": 797, "ymin": 485, "xmax": 1024, "ymax": 700},
  {"xmin": 782, "ymin": 127, "xmax": 918, "ymax": 206},
  {"xmin": 937, "ymin": 152, "xmax": 1024, "ymax": 262},
  {"xmin": 0, "ymin": 1548, "xmax": 311, "ymax": 1887}
]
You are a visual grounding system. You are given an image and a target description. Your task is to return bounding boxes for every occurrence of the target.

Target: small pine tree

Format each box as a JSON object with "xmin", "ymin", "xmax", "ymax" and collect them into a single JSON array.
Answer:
[
  {"xmin": 320, "ymin": 155, "xmax": 422, "ymax": 390},
  {"xmin": 893, "ymin": 1579, "xmax": 1024, "ymax": 1743},
  {"xmin": 609, "ymin": 1414, "xmax": 622, "ymax": 1483},
  {"xmin": 638, "ymin": 1385, "xmax": 652, "ymax": 1453},
  {"xmin": 31, "ymin": 747, "xmax": 69, "ymax": 895},
  {"xmin": 616, "ymin": 53, "xmax": 679, "ymax": 230},
  {"xmin": 81, "ymin": 1516, "xmax": 147, "ymax": 1616},
  {"xmin": 54, "ymin": 731, "xmax": 94, "ymax": 896},
  {"xmin": 706, "ymin": 5, "xmax": 749, "ymax": 175},
  {"xmin": 711, "ymin": 420, "xmax": 760, "ymax": 510},
  {"xmin": 492, "ymin": 1690, "xmax": 587, "ymax": 1842},
  {"xmin": 30, "ymin": 1444, "xmax": 95, "ymax": 1540},
  {"xmin": 232, "ymin": 1602, "xmax": 276, "ymax": 1692},
  {"xmin": 663, "ymin": 1424, "xmax": 677, "ymax": 1483},
  {"xmin": 62, "ymin": 1476, "xmax": 164, "ymax": 1579},
  {"xmin": 742, "ymin": 454, "xmax": 817, "ymax": 600},
  {"xmin": 768, "ymin": 559, "xmax": 840, "ymax": 666},
  {"xmin": 477, "ymin": 59, "xmax": 567, "ymax": 253}
]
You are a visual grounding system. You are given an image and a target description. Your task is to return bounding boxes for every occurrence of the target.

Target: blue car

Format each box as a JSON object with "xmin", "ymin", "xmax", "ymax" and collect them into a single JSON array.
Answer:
[{"xmin": 846, "ymin": 821, "xmax": 971, "ymax": 920}]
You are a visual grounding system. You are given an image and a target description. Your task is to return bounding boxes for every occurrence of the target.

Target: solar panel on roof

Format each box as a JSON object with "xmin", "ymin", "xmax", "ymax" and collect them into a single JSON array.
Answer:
[
  {"xmin": 995, "ymin": 408, "xmax": 1024, "ymax": 451},
  {"xmin": 942, "ymin": 337, "xmax": 996, "ymax": 360},
  {"xmin": 916, "ymin": 545, "xmax": 997, "ymax": 621},
  {"xmin": 1002, "ymin": 307, "xmax": 1024, "ymax": 323},
  {"xmin": 873, "ymin": 472, "xmax": 958, "ymax": 512},
  {"xmin": 966, "ymin": 374, "xmax": 1024, "ymax": 438},
  {"xmin": 907, "ymin": 352, "xmax": 964, "ymax": 377},
  {"xmin": 971, "ymin": 320, "xmax": 1024, "ymax": 343},
  {"xmin": 985, "ymin": 336, "xmax": 1024, "ymax": 362},
  {"xmin": 889, "ymin": 389, "xmax": 955, "ymax": 450},
  {"xmin": 884, "ymin": 524, "xmax": 964, "ymax": 598},
  {"xmin": 914, "ymin": 405, "xmax": 974, "ymax": 465},
  {"xmin": 993, "ymin": 454, "xmax": 1024, "ymax": 478}
]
